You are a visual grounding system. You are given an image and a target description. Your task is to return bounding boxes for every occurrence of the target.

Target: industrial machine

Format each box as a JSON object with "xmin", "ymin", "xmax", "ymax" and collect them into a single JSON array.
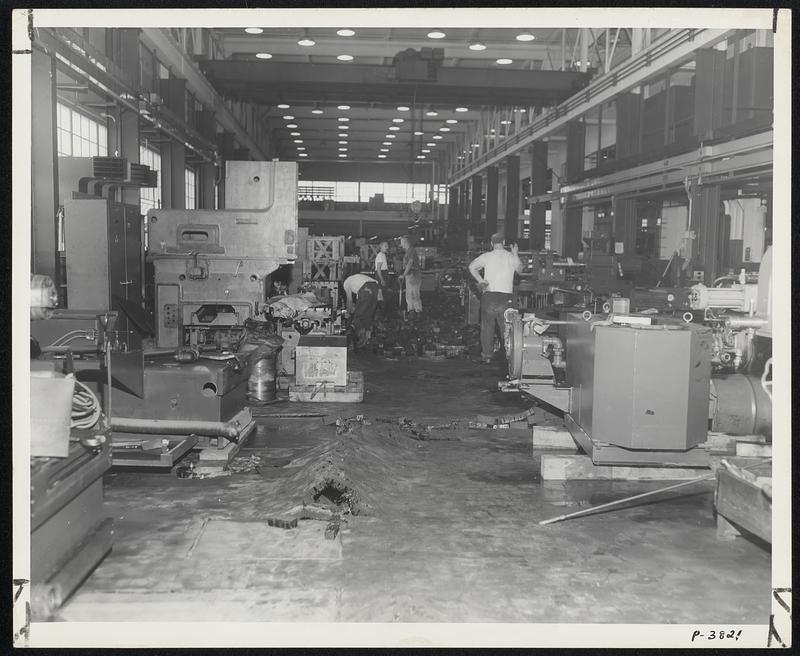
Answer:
[
  {"xmin": 501, "ymin": 247, "xmax": 773, "ymax": 466},
  {"xmin": 515, "ymin": 250, "xmax": 591, "ymax": 310}
]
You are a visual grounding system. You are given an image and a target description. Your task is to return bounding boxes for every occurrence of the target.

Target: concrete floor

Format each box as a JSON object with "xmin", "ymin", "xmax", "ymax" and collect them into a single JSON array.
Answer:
[{"xmin": 59, "ymin": 353, "xmax": 771, "ymax": 624}]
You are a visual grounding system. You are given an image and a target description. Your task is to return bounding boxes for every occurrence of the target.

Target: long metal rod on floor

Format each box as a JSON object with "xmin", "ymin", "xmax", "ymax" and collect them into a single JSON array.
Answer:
[{"xmin": 539, "ymin": 458, "xmax": 772, "ymax": 526}]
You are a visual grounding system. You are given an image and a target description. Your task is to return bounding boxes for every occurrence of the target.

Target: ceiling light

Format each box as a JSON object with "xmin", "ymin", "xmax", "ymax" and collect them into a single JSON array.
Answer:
[
  {"xmin": 416, "ymin": 155, "xmax": 426, "ymax": 159},
  {"xmin": 338, "ymin": 133, "xmax": 348, "ymax": 138},
  {"xmin": 293, "ymin": 139, "xmax": 303, "ymax": 144},
  {"xmin": 455, "ymin": 106, "xmax": 469, "ymax": 112},
  {"xmin": 496, "ymin": 58, "xmax": 513, "ymax": 65},
  {"xmin": 439, "ymin": 127, "xmax": 451, "ymax": 132},
  {"xmin": 380, "ymin": 148, "xmax": 389, "ymax": 152},
  {"xmin": 445, "ymin": 119, "xmax": 458, "ymax": 124},
  {"xmin": 378, "ymin": 154, "xmax": 387, "ymax": 158},
  {"xmin": 432, "ymin": 135, "xmax": 443, "ymax": 140},
  {"xmin": 500, "ymin": 120, "xmax": 511, "ymax": 125},
  {"xmin": 298, "ymin": 38, "xmax": 316, "ymax": 47},
  {"xmin": 338, "ymin": 140, "xmax": 348, "ymax": 145},
  {"xmin": 297, "ymin": 146, "xmax": 306, "ymax": 151},
  {"xmin": 282, "ymin": 115, "xmax": 294, "ymax": 120},
  {"xmin": 245, "ymin": 27, "xmax": 263, "ymax": 35},
  {"xmin": 386, "ymin": 134, "xmax": 396, "ymax": 139},
  {"xmin": 298, "ymin": 153, "xmax": 308, "ymax": 157},
  {"xmin": 425, "ymin": 109, "xmax": 439, "ymax": 117},
  {"xmin": 382, "ymin": 141, "xmax": 391, "ymax": 145},
  {"xmin": 339, "ymin": 124, "xmax": 350, "ymax": 130},
  {"xmin": 427, "ymin": 30, "xmax": 446, "ymax": 39},
  {"xmin": 468, "ymin": 42, "xmax": 486, "ymax": 51},
  {"xmin": 286, "ymin": 123, "xmax": 298, "ymax": 129},
  {"xmin": 255, "ymin": 52, "xmax": 272, "ymax": 59},
  {"xmin": 421, "ymin": 149, "xmax": 430, "ymax": 153},
  {"xmin": 337, "ymin": 29, "xmax": 355, "ymax": 37},
  {"xmin": 338, "ymin": 153, "xmax": 347, "ymax": 158},
  {"xmin": 338, "ymin": 147, "xmax": 348, "ymax": 152},
  {"xmin": 338, "ymin": 117, "xmax": 349, "ymax": 122},
  {"xmin": 472, "ymin": 143, "xmax": 480, "ymax": 147},
  {"xmin": 412, "ymin": 131, "xmax": 423, "ymax": 137},
  {"xmin": 337, "ymin": 104, "xmax": 350, "ymax": 110},
  {"xmin": 337, "ymin": 54, "xmax": 354, "ymax": 62},
  {"xmin": 516, "ymin": 32, "xmax": 535, "ymax": 41},
  {"xmin": 277, "ymin": 103, "xmax": 290, "ymax": 109},
  {"xmin": 290, "ymin": 132, "xmax": 301, "ymax": 136},
  {"xmin": 426, "ymin": 142, "xmax": 436, "ymax": 147},
  {"xmin": 311, "ymin": 106, "xmax": 324, "ymax": 114},
  {"xmin": 389, "ymin": 126, "xmax": 400, "ymax": 131},
  {"xmin": 397, "ymin": 105, "xmax": 410, "ymax": 111},
  {"xmin": 392, "ymin": 118, "xmax": 404, "ymax": 123}
]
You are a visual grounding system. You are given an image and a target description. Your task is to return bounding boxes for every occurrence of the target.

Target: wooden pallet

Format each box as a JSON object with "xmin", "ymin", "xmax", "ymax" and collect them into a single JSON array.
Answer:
[{"xmin": 289, "ymin": 371, "xmax": 364, "ymax": 403}]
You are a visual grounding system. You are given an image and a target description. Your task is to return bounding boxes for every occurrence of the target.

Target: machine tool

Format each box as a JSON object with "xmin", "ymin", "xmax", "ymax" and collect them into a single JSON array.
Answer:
[{"xmin": 515, "ymin": 250, "xmax": 591, "ymax": 310}]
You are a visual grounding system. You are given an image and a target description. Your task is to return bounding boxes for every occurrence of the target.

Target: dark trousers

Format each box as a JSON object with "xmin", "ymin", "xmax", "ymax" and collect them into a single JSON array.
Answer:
[
  {"xmin": 351, "ymin": 282, "xmax": 379, "ymax": 342},
  {"xmin": 480, "ymin": 291, "xmax": 513, "ymax": 360}
]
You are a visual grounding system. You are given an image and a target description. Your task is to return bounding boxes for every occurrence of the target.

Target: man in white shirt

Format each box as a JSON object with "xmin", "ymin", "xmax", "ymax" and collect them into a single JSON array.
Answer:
[
  {"xmin": 468, "ymin": 232, "xmax": 522, "ymax": 364},
  {"xmin": 342, "ymin": 273, "xmax": 380, "ymax": 349}
]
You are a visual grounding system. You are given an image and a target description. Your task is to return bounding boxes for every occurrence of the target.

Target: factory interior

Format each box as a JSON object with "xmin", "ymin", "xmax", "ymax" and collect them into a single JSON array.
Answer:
[{"xmin": 20, "ymin": 10, "xmax": 790, "ymax": 647}]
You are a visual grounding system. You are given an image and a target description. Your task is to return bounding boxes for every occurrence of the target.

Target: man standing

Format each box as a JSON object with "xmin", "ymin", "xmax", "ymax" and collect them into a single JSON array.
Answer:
[
  {"xmin": 468, "ymin": 232, "xmax": 522, "ymax": 364},
  {"xmin": 373, "ymin": 241, "xmax": 393, "ymax": 315},
  {"xmin": 342, "ymin": 272, "xmax": 380, "ymax": 349},
  {"xmin": 399, "ymin": 235, "xmax": 422, "ymax": 320}
]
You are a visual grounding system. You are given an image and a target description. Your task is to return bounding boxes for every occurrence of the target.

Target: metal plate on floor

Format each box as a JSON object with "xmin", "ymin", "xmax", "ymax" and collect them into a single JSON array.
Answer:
[{"xmin": 187, "ymin": 519, "xmax": 343, "ymax": 561}]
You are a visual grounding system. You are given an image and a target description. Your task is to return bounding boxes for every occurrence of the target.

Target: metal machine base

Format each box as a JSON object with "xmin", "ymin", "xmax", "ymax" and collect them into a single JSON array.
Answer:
[{"xmin": 565, "ymin": 413, "xmax": 711, "ymax": 468}]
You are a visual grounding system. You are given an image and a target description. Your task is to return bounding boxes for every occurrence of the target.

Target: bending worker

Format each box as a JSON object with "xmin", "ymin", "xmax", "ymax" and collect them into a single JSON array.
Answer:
[
  {"xmin": 342, "ymin": 272, "xmax": 380, "ymax": 349},
  {"xmin": 468, "ymin": 232, "xmax": 522, "ymax": 364}
]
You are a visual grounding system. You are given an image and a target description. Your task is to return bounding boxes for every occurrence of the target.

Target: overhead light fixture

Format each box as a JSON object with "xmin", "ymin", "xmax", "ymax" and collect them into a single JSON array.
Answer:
[
  {"xmin": 455, "ymin": 106, "xmax": 469, "ymax": 112},
  {"xmin": 445, "ymin": 119, "xmax": 458, "ymax": 124},
  {"xmin": 338, "ymin": 140, "xmax": 348, "ymax": 145},
  {"xmin": 293, "ymin": 139, "xmax": 303, "ymax": 143},
  {"xmin": 299, "ymin": 153, "xmax": 308, "ymax": 157},
  {"xmin": 389, "ymin": 126, "xmax": 400, "ymax": 131},
  {"xmin": 378, "ymin": 154, "xmax": 387, "ymax": 159},
  {"xmin": 425, "ymin": 109, "xmax": 439, "ymax": 117},
  {"xmin": 297, "ymin": 146, "xmax": 306, "ymax": 151},
  {"xmin": 245, "ymin": 27, "xmax": 263, "ymax": 35},
  {"xmin": 427, "ymin": 30, "xmax": 446, "ymax": 39},
  {"xmin": 338, "ymin": 117, "xmax": 350, "ymax": 122},
  {"xmin": 311, "ymin": 105, "xmax": 324, "ymax": 114},
  {"xmin": 277, "ymin": 103, "xmax": 290, "ymax": 109},
  {"xmin": 286, "ymin": 123, "xmax": 298, "ymax": 129},
  {"xmin": 416, "ymin": 154, "xmax": 426, "ymax": 159},
  {"xmin": 338, "ymin": 132, "xmax": 348, "ymax": 138},
  {"xmin": 421, "ymin": 149, "xmax": 430, "ymax": 153},
  {"xmin": 516, "ymin": 32, "xmax": 535, "ymax": 41},
  {"xmin": 256, "ymin": 52, "xmax": 272, "ymax": 59},
  {"xmin": 338, "ymin": 147, "xmax": 348, "ymax": 152},
  {"xmin": 290, "ymin": 132, "xmax": 301, "ymax": 136},
  {"xmin": 413, "ymin": 131, "xmax": 423, "ymax": 136},
  {"xmin": 496, "ymin": 58, "xmax": 513, "ymax": 65},
  {"xmin": 298, "ymin": 38, "xmax": 316, "ymax": 47},
  {"xmin": 337, "ymin": 54, "xmax": 354, "ymax": 62},
  {"xmin": 337, "ymin": 104, "xmax": 351, "ymax": 110},
  {"xmin": 380, "ymin": 148, "xmax": 390, "ymax": 152},
  {"xmin": 338, "ymin": 153, "xmax": 347, "ymax": 158},
  {"xmin": 439, "ymin": 126, "xmax": 451, "ymax": 132},
  {"xmin": 468, "ymin": 42, "xmax": 486, "ymax": 51},
  {"xmin": 386, "ymin": 134, "xmax": 396, "ymax": 139},
  {"xmin": 472, "ymin": 143, "xmax": 480, "ymax": 147},
  {"xmin": 339, "ymin": 124, "xmax": 350, "ymax": 130},
  {"xmin": 432, "ymin": 135, "xmax": 443, "ymax": 140},
  {"xmin": 282, "ymin": 115, "xmax": 295, "ymax": 120},
  {"xmin": 337, "ymin": 28, "xmax": 355, "ymax": 37},
  {"xmin": 500, "ymin": 120, "xmax": 511, "ymax": 125},
  {"xmin": 392, "ymin": 118, "xmax": 404, "ymax": 123},
  {"xmin": 382, "ymin": 141, "xmax": 391, "ymax": 145},
  {"xmin": 397, "ymin": 105, "xmax": 410, "ymax": 111}
]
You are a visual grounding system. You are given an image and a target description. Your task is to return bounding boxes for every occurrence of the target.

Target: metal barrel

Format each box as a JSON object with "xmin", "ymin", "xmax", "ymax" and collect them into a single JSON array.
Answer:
[{"xmin": 248, "ymin": 348, "xmax": 279, "ymax": 402}]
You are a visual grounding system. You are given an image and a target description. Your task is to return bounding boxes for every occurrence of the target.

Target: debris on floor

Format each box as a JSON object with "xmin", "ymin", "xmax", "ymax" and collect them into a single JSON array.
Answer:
[
  {"xmin": 266, "ymin": 517, "xmax": 298, "ymax": 530},
  {"xmin": 227, "ymin": 454, "xmax": 264, "ymax": 474}
]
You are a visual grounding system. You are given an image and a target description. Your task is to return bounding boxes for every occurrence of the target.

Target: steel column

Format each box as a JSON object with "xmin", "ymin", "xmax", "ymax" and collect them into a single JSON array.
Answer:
[
  {"xmin": 470, "ymin": 174, "xmax": 482, "ymax": 229},
  {"xmin": 612, "ymin": 196, "xmax": 638, "ymax": 256},
  {"xmin": 563, "ymin": 204, "xmax": 583, "ymax": 259},
  {"xmin": 690, "ymin": 184, "xmax": 723, "ymax": 282},
  {"xmin": 504, "ymin": 155, "xmax": 521, "ymax": 241},
  {"xmin": 199, "ymin": 161, "xmax": 217, "ymax": 209},
  {"xmin": 529, "ymin": 141, "xmax": 548, "ymax": 250},
  {"xmin": 31, "ymin": 48, "xmax": 59, "ymax": 280},
  {"xmin": 486, "ymin": 165, "xmax": 499, "ymax": 236}
]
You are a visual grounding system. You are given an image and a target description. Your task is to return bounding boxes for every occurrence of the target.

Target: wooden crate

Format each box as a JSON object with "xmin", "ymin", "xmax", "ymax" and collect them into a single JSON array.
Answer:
[
  {"xmin": 307, "ymin": 236, "xmax": 344, "ymax": 262},
  {"xmin": 305, "ymin": 260, "xmax": 342, "ymax": 281},
  {"xmin": 295, "ymin": 335, "xmax": 348, "ymax": 386},
  {"xmin": 289, "ymin": 371, "xmax": 364, "ymax": 403},
  {"xmin": 714, "ymin": 457, "xmax": 771, "ymax": 543}
]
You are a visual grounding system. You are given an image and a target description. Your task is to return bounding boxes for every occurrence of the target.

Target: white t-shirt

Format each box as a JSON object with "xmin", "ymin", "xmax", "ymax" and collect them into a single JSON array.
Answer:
[
  {"xmin": 469, "ymin": 248, "xmax": 521, "ymax": 293},
  {"xmin": 343, "ymin": 273, "xmax": 377, "ymax": 296},
  {"xmin": 374, "ymin": 252, "xmax": 388, "ymax": 273}
]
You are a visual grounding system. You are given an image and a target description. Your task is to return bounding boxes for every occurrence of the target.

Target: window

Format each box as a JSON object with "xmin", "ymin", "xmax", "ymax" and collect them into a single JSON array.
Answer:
[
  {"xmin": 56, "ymin": 103, "xmax": 107, "ymax": 157},
  {"xmin": 185, "ymin": 167, "xmax": 196, "ymax": 209},
  {"xmin": 139, "ymin": 145, "xmax": 162, "ymax": 250}
]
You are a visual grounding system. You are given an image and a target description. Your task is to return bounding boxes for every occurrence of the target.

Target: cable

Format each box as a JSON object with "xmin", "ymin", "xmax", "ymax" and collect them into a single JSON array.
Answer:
[
  {"xmin": 71, "ymin": 379, "xmax": 102, "ymax": 430},
  {"xmin": 48, "ymin": 330, "xmax": 90, "ymax": 348}
]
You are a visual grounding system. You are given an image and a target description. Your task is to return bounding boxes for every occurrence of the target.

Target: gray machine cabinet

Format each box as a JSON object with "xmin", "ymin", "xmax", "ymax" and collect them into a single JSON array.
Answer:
[{"xmin": 565, "ymin": 316, "xmax": 712, "ymax": 452}]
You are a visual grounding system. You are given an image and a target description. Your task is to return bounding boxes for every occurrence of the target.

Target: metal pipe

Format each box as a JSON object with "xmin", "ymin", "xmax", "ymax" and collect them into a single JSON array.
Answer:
[
  {"xmin": 725, "ymin": 316, "xmax": 768, "ymax": 330},
  {"xmin": 110, "ymin": 416, "xmax": 248, "ymax": 439}
]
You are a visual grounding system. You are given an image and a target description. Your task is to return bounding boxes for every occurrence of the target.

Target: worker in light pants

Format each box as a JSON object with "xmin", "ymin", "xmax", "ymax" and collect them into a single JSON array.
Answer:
[
  {"xmin": 343, "ymin": 273, "xmax": 380, "ymax": 349},
  {"xmin": 399, "ymin": 235, "xmax": 422, "ymax": 320},
  {"xmin": 468, "ymin": 232, "xmax": 522, "ymax": 364}
]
